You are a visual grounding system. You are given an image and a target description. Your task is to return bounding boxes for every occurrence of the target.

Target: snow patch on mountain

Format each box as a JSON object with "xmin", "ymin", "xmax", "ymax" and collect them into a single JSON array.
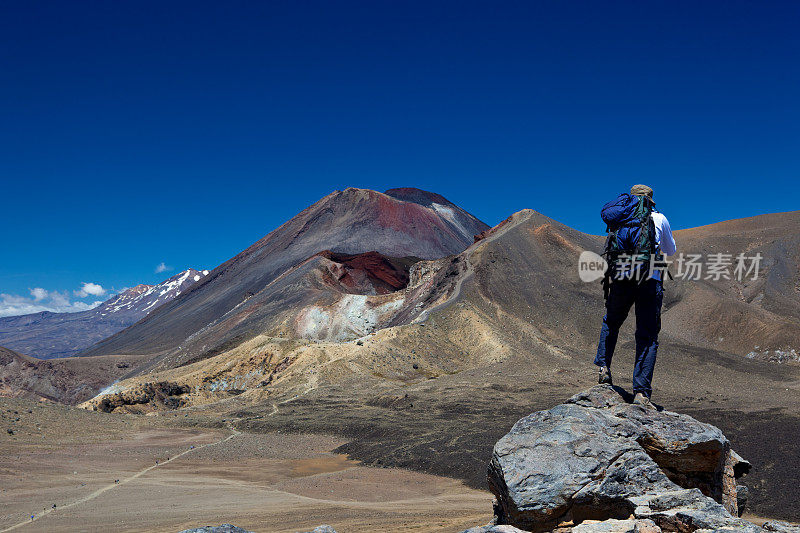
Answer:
[
  {"xmin": 431, "ymin": 202, "xmax": 471, "ymax": 238},
  {"xmin": 97, "ymin": 269, "xmax": 208, "ymax": 317},
  {"xmin": 0, "ymin": 269, "xmax": 210, "ymax": 359}
]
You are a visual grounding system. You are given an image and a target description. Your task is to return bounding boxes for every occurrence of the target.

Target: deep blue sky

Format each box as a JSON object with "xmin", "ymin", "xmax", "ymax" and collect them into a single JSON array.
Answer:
[{"xmin": 1, "ymin": 1, "xmax": 798, "ymax": 314}]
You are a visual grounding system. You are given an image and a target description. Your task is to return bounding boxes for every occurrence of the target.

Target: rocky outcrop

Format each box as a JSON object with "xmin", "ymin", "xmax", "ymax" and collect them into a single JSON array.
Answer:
[
  {"xmin": 762, "ymin": 522, "xmax": 800, "ymax": 533},
  {"xmin": 87, "ymin": 381, "xmax": 191, "ymax": 412},
  {"xmin": 571, "ymin": 518, "xmax": 660, "ymax": 533},
  {"xmin": 466, "ymin": 385, "xmax": 764, "ymax": 533},
  {"xmin": 463, "ymin": 526, "xmax": 531, "ymax": 533},
  {"xmin": 178, "ymin": 525, "xmax": 253, "ymax": 533},
  {"xmin": 463, "ymin": 526, "xmax": 532, "ymax": 533}
]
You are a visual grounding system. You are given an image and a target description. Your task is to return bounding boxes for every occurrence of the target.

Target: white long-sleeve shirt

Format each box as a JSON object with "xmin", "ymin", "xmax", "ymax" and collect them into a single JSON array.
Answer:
[
  {"xmin": 652, "ymin": 212, "xmax": 676, "ymax": 256},
  {"xmin": 651, "ymin": 212, "xmax": 676, "ymax": 281}
]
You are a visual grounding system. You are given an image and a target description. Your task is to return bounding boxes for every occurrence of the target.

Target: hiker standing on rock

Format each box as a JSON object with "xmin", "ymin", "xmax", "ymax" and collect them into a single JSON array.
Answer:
[{"xmin": 594, "ymin": 184, "xmax": 676, "ymax": 409}]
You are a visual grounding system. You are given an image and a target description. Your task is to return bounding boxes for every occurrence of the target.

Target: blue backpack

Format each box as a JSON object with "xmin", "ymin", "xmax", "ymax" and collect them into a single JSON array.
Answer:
[{"xmin": 600, "ymin": 194, "xmax": 659, "ymax": 293}]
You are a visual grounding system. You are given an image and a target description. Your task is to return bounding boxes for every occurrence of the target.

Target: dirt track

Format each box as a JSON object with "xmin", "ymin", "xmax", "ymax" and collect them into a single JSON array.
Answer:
[{"xmin": 0, "ymin": 398, "xmax": 489, "ymax": 533}]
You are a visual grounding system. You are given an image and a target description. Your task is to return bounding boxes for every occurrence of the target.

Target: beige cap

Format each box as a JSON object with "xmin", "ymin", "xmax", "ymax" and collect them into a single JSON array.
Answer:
[{"xmin": 630, "ymin": 184, "xmax": 654, "ymax": 198}]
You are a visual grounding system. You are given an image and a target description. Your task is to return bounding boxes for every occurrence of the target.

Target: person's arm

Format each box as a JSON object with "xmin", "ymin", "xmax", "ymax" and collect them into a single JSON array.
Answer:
[{"xmin": 659, "ymin": 215, "xmax": 676, "ymax": 256}]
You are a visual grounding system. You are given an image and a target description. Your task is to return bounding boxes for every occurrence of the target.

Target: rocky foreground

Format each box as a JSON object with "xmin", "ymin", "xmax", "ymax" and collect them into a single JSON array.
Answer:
[
  {"xmin": 462, "ymin": 385, "xmax": 799, "ymax": 533},
  {"xmin": 179, "ymin": 526, "xmax": 337, "ymax": 533}
]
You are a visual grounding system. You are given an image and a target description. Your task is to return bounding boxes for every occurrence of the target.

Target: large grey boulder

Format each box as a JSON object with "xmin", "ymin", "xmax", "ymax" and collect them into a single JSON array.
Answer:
[{"xmin": 484, "ymin": 385, "xmax": 754, "ymax": 533}]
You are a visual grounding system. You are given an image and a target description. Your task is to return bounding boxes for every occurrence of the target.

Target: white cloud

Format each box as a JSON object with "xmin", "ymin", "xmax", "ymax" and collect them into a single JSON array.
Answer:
[
  {"xmin": 30, "ymin": 287, "xmax": 49, "ymax": 301},
  {"xmin": 155, "ymin": 262, "xmax": 173, "ymax": 274},
  {"xmin": 74, "ymin": 282, "xmax": 106, "ymax": 298},
  {"xmin": 50, "ymin": 291, "xmax": 71, "ymax": 307},
  {"xmin": 0, "ymin": 291, "xmax": 104, "ymax": 318}
]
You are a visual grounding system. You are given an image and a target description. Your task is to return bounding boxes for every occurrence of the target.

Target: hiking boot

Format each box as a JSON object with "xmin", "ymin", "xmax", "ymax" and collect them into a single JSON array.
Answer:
[
  {"xmin": 633, "ymin": 392, "xmax": 657, "ymax": 410},
  {"xmin": 598, "ymin": 366, "xmax": 612, "ymax": 385}
]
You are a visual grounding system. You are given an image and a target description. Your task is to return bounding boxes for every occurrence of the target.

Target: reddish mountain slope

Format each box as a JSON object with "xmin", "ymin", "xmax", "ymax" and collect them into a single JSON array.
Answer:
[{"xmin": 79, "ymin": 188, "xmax": 489, "ymax": 359}]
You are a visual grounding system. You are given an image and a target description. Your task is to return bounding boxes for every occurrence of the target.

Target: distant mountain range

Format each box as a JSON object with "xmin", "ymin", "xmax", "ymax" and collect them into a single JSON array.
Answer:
[{"xmin": 0, "ymin": 269, "xmax": 208, "ymax": 359}]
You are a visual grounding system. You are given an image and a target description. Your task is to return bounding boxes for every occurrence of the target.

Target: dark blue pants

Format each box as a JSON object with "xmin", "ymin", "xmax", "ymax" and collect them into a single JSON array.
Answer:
[{"xmin": 594, "ymin": 278, "xmax": 663, "ymax": 397}]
